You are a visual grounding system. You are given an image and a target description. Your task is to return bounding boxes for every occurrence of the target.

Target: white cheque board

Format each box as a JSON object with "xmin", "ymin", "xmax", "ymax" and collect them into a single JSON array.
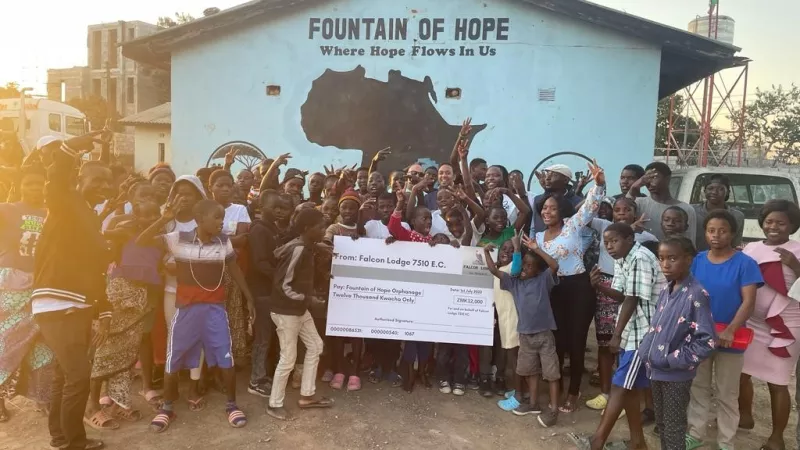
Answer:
[{"xmin": 326, "ymin": 236, "xmax": 495, "ymax": 345}]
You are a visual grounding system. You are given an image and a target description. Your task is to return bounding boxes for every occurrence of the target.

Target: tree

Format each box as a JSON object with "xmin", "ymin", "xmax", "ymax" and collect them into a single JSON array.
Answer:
[
  {"xmin": 731, "ymin": 85, "xmax": 800, "ymax": 166},
  {"xmin": 67, "ymin": 95, "xmax": 121, "ymax": 131},
  {"xmin": 0, "ymin": 82, "xmax": 21, "ymax": 100},
  {"xmin": 156, "ymin": 12, "xmax": 194, "ymax": 28},
  {"xmin": 655, "ymin": 94, "xmax": 701, "ymax": 151}
]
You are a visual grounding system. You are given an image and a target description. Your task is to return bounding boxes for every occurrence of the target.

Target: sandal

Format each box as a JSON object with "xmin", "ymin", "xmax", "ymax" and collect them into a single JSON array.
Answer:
[
  {"xmin": 83, "ymin": 410, "xmax": 120, "ymax": 430},
  {"xmin": 685, "ymin": 434, "xmax": 704, "ymax": 450},
  {"xmin": 149, "ymin": 410, "xmax": 175, "ymax": 433},
  {"xmin": 321, "ymin": 370, "xmax": 334, "ymax": 383},
  {"xmin": 139, "ymin": 390, "xmax": 163, "ymax": 410},
  {"xmin": 567, "ymin": 433, "xmax": 592, "ymax": 450},
  {"xmin": 347, "ymin": 376, "xmax": 362, "ymax": 391},
  {"xmin": 99, "ymin": 396, "xmax": 113, "ymax": 407},
  {"xmin": 298, "ymin": 396, "xmax": 334, "ymax": 409},
  {"xmin": 226, "ymin": 406, "xmax": 247, "ymax": 428},
  {"xmin": 187, "ymin": 397, "xmax": 206, "ymax": 412},
  {"xmin": 109, "ymin": 406, "xmax": 142, "ymax": 422},
  {"xmin": 559, "ymin": 399, "xmax": 578, "ymax": 414}
]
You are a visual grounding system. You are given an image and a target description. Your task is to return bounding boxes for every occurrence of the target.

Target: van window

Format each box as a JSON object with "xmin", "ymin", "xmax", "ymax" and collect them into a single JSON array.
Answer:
[
  {"xmin": 690, "ymin": 173, "xmax": 798, "ymax": 220},
  {"xmin": 48, "ymin": 113, "xmax": 61, "ymax": 132},
  {"xmin": 65, "ymin": 116, "xmax": 86, "ymax": 136},
  {"xmin": 668, "ymin": 176, "xmax": 683, "ymax": 199}
]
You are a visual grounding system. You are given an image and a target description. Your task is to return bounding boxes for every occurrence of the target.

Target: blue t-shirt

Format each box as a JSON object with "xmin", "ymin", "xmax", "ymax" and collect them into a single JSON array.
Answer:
[
  {"xmin": 690, "ymin": 251, "xmax": 763, "ymax": 325},
  {"xmin": 499, "ymin": 268, "xmax": 559, "ymax": 335}
]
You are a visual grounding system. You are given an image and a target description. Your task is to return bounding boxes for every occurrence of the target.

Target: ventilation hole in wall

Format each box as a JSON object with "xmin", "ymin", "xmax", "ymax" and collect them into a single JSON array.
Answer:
[
  {"xmin": 446, "ymin": 88, "xmax": 461, "ymax": 99},
  {"xmin": 266, "ymin": 85, "xmax": 281, "ymax": 96},
  {"xmin": 538, "ymin": 88, "xmax": 556, "ymax": 102}
]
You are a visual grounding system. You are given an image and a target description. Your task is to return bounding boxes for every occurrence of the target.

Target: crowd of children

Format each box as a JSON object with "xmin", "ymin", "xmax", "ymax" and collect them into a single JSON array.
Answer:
[{"xmin": 1, "ymin": 124, "xmax": 800, "ymax": 450}]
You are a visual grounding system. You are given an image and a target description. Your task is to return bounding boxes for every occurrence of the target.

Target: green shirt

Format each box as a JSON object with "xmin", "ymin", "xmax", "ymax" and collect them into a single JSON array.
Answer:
[{"xmin": 478, "ymin": 226, "xmax": 515, "ymax": 248}]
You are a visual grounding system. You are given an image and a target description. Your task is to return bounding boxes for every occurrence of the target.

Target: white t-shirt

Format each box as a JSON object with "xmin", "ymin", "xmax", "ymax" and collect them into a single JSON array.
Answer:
[
  {"xmin": 365, "ymin": 219, "xmax": 410, "ymax": 239},
  {"xmin": 223, "ymin": 203, "xmax": 251, "ymax": 236},
  {"xmin": 164, "ymin": 219, "xmax": 198, "ymax": 294},
  {"xmin": 95, "ymin": 201, "xmax": 133, "ymax": 231},
  {"xmin": 501, "ymin": 194, "xmax": 519, "ymax": 227},
  {"xmin": 430, "ymin": 210, "xmax": 485, "ymax": 246}
]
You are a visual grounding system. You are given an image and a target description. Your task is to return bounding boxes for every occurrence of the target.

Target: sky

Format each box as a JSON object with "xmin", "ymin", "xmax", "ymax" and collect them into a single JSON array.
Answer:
[{"xmin": 2, "ymin": 0, "xmax": 797, "ymax": 101}]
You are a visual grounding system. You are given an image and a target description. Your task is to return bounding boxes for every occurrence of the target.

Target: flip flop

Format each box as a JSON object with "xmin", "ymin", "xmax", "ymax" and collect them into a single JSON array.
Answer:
[
  {"xmin": 298, "ymin": 397, "xmax": 334, "ymax": 409},
  {"xmin": 83, "ymin": 410, "xmax": 120, "ymax": 430},
  {"xmin": 149, "ymin": 410, "xmax": 175, "ymax": 433},
  {"xmin": 187, "ymin": 397, "xmax": 206, "ymax": 412}
]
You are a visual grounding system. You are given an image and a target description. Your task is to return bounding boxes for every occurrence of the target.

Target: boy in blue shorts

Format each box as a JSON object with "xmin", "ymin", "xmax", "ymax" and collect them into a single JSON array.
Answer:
[
  {"xmin": 137, "ymin": 199, "xmax": 255, "ymax": 433},
  {"xmin": 570, "ymin": 223, "xmax": 665, "ymax": 450}
]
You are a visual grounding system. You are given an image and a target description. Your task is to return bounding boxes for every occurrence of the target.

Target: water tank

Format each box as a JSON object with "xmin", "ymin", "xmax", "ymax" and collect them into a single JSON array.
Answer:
[{"xmin": 688, "ymin": 15, "xmax": 735, "ymax": 45}]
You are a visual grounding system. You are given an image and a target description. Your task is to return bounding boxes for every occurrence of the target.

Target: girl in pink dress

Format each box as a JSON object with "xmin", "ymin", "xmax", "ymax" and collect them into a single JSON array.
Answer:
[{"xmin": 740, "ymin": 199, "xmax": 800, "ymax": 450}]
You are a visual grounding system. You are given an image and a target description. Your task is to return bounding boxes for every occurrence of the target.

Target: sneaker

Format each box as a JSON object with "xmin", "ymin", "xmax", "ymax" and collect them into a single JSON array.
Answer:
[
  {"xmin": 512, "ymin": 403, "xmax": 542, "ymax": 416},
  {"xmin": 685, "ymin": 434, "xmax": 704, "ymax": 450},
  {"xmin": 452, "ymin": 383, "xmax": 466, "ymax": 396},
  {"xmin": 537, "ymin": 409, "xmax": 558, "ymax": 427},
  {"xmin": 438, "ymin": 381, "xmax": 452, "ymax": 394},
  {"xmin": 467, "ymin": 375, "xmax": 479, "ymax": 390},
  {"xmin": 478, "ymin": 377, "xmax": 493, "ymax": 398},
  {"xmin": 585, "ymin": 394, "xmax": 608, "ymax": 411},
  {"xmin": 494, "ymin": 378, "xmax": 507, "ymax": 396},
  {"xmin": 497, "ymin": 395, "xmax": 520, "ymax": 412},
  {"xmin": 247, "ymin": 382, "xmax": 271, "ymax": 398}
]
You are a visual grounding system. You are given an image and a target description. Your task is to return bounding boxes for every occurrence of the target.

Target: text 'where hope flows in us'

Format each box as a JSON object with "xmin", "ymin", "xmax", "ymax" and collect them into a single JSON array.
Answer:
[{"xmin": 309, "ymin": 17, "xmax": 510, "ymax": 58}]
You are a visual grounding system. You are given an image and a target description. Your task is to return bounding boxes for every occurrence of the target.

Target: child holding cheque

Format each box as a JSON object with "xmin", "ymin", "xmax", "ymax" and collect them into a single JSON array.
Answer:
[{"xmin": 484, "ymin": 232, "xmax": 561, "ymax": 428}]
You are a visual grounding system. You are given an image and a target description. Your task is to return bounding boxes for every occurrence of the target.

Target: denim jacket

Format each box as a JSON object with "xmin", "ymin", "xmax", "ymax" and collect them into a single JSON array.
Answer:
[{"xmin": 640, "ymin": 276, "xmax": 717, "ymax": 382}]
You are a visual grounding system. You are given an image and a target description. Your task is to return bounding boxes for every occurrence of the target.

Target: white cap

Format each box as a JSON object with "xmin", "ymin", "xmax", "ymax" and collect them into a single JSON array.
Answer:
[
  {"xmin": 36, "ymin": 135, "xmax": 60, "ymax": 150},
  {"xmin": 544, "ymin": 163, "xmax": 573, "ymax": 180}
]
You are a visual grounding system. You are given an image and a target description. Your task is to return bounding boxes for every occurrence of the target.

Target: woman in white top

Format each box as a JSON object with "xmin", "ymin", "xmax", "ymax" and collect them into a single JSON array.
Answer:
[{"xmin": 209, "ymin": 169, "xmax": 251, "ymax": 367}]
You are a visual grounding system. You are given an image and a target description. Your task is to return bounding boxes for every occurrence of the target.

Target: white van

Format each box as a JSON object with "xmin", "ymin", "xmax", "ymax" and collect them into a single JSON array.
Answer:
[
  {"xmin": 0, "ymin": 98, "xmax": 87, "ymax": 153},
  {"xmin": 670, "ymin": 167, "xmax": 800, "ymax": 243}
]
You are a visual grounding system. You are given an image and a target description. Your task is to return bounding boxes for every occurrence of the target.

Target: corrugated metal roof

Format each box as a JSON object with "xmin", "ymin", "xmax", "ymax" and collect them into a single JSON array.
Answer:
[{"xmin": 119, "ymin": 102, "xmax": 171, "ymax": 126}]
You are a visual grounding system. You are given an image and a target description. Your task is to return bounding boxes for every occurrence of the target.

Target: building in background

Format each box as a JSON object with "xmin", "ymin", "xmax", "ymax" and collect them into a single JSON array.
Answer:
[
  {"xmin": 122, "ymin": 0, "xmax": 744, "ymax": 182},
  {"xmin": 47, "ymin": 20, "xmax": 164, "ymax": 165},
  {"xmin": 119, "ymin": 102, "xmax": 171, "ymax": 172}
]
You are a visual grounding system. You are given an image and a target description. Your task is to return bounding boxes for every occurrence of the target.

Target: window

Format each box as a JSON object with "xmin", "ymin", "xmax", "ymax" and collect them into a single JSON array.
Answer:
[
  {"xmin": 668, "ymin": 176, "xmax": 683, "ymax": 199},
  {"xmin": 108, "ymin": 29, "xmax": 118, "ymax": 68},
  {"xmin": 158, "ymin": 143, "xmax": 165, "ymax": 162},
  {"xmin": 48, "ymin": 114, "xmax": 61, "ymax": 132},
  {"xmin": 127, "ymin": 78, "xmax": 135, "ymax": 104},
  {"xmin": 65, "ymin": 116, "xmax": 86, "ymax": 136},
  {"xmin": 690, "ymin": 173, "xmax": 798, "ymax": 220},
  {"xmin": 92, "ymin": 79, "xmax": 102, "ymax": 95}
]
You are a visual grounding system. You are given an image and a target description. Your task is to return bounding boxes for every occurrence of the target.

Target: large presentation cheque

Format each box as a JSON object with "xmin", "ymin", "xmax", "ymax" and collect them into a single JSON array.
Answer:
[{"xmin": 326, "ymin": 236, "xmax": 495, "ymax": 346}]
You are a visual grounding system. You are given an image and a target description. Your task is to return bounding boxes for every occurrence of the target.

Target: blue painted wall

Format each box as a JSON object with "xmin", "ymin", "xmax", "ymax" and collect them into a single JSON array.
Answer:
[{"xmin": 171, "ymin": 0, "xmax": 661, "ymax": 194}]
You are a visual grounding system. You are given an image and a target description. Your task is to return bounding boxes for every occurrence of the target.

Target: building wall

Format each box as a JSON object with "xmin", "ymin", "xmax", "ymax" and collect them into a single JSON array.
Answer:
[
  {"xmin": 46, "ymin": 67, "xmax": 90, "ymax": 102},
  {"xmin": 170, "ymin": 0, "xmax": 661, "ymax": 191},
  {"xmin": 133, "ymin": 125, "xmax": 172, "ymax": 172}
]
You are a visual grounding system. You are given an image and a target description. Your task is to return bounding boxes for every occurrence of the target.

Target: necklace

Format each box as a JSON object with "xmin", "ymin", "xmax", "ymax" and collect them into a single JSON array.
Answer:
[{"xmin": 189, "ymin": 233, "xmax": 226, "ymax": 292}]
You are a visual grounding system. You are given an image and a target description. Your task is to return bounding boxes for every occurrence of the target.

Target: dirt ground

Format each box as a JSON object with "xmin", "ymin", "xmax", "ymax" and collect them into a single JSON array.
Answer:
[{"xmin": 1, "ymin": 341, "xmax": 796, "ymax": 450}]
